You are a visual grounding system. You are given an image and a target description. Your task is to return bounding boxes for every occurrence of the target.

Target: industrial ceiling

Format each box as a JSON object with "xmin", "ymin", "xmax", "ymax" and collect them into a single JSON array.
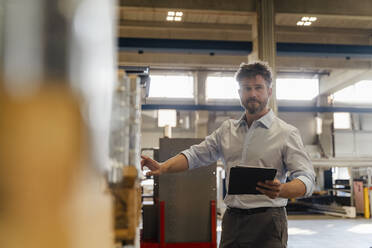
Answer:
[{"xmin": 118, "ymin": 0, "xmax": 372, "ymax": 94}]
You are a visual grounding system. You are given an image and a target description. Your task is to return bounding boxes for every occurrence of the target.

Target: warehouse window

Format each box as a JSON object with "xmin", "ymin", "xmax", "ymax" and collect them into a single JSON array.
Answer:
[
  {"xmin": 276, "ymin": 78, "xmax": 319, "ymax": 100},
  {"xmin": 149, "ymin": 75, "xmax": 194, "ymax": 98},
  {"xmin": 206, "ymin": 76, "xmax": 239, "ymax": 100},
  {"xmin": 333, "ymin": 112, "xmax": 351, "ymax": 129},
  {"xmin": 158, "ymin": 109, "xmax": 177, "ymax": 127},
  {"xmin": 333, "ymin": 80, "xmax": 372, "ymax": 104}
]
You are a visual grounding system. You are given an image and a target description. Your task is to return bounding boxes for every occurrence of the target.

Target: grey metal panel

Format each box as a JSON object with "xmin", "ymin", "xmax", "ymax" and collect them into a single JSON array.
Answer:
[
  {"xmin": 355, "ymin": 132, "xmax": 372, "ymax": 156},
  {"xmin": 360, "ymin": 114, "xmax": 372, "ymax": 131},
  {"xmin": 334, "ymin": 132, "xmax": 354, "ymax": 157},
  {"xmin": 158, "ymin": 138, "xmax": 216, "ymax": 243},
  {"xmin": 278, "ymin": 112, "xmax": 316, "ymax": 145}
]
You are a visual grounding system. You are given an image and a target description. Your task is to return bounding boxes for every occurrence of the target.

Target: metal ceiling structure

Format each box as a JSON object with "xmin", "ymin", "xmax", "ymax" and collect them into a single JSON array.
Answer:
[{"xmin": 118, "ymin": 0, "xmax": 372, "ymax": 94}]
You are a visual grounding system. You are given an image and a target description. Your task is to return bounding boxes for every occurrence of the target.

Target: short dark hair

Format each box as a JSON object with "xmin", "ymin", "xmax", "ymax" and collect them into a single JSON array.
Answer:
[{"xmin": 235, "ymin": 61, "xmax": 273, "ymax": 88}]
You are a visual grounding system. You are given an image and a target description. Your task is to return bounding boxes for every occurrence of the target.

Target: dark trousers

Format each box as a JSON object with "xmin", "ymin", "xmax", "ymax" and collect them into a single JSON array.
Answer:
[{"xmin": 219, "ymin": 207, "xmax": 288, "ymax": 248}]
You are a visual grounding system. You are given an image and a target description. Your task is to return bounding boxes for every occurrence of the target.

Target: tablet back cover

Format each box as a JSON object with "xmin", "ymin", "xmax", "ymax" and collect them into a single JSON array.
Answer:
[{"xmin": 228, "ymin": 167, "xmax": 277, "ymax": 195}]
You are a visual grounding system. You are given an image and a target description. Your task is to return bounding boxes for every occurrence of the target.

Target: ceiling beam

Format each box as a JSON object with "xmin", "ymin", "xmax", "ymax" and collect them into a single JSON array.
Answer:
[
  {"xmin": 277, "ymin": 26, "xmax": 372, "ymax": 45},
  {"xmin": 275, "ymin": 0, "xmax": 372, "ymax": 17},
  {"xmin": 118, "ymin": 20, "xmax": 251, "ymax": 41},
  {"xmin": 277, "ymin": 43, "xmax": 372, "ymax": 57},
  {"xmin": 119, "ymin": 20, "xmax": 252, "ymax": 31},
  {"xmin": 118, "ymin": 38, "xmax": 372, "ymax": 58},
  {"xmin": 119, "ymin": 51, "xmax": 372, "ymax": 70},
  {"xmin": 277, "ymin": 26, "xmax": 372, "ymax": 37},
  {"xmin": 118, "ymin": 51, "xmax": 246, "ymax": 69},
  {"xmin": 119, "ymin": 6, "xmax": 256, "ymax": 18},
  {"xmin": 119, "ymin": 0, "xmax": 256, "ymax": 12},
  {"xmin": 118, "ymin": 38, "xmax": 252, "ymax": 55},
  {"xmin": 320, "ymin": 69, "xmax": 372, "ymax": 95},
  {"xmin": 118, "ymin": 21, "xmax": 372, "ymax": 45},
  {"xmin": 120, "ymin": 0, "xmax": 372, "ymax": 17},
  {"xmin": 118, "ymin": 27, "xmax": 251, "ymax": 42},
  {"xmin": 277, "ymin": 57, "xmax": 372, "ymax": 70}
]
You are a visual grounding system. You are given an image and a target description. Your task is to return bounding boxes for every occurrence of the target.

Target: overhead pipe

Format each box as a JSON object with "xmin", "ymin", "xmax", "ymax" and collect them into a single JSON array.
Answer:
[{"xmin": 118, "ymin": 37, "xmax": 372, "ymax": 58}]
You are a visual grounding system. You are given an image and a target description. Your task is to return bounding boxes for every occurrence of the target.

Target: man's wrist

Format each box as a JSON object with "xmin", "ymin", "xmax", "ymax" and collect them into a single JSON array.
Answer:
[
  {"xmin": 279, "ymin": 180, "xmax": 306, "ymax": 199},
  {"xmin": 159, "ymin": 163, "xmax": 167, "ymax": 174}
]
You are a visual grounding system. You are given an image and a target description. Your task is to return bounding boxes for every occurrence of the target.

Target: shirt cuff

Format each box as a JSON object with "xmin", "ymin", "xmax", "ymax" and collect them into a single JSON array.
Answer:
[
  {"xmin": 296, "ymin": 175, "xmax": 314, "ymax": 197},
  {"xmin": 180, "ymin": 150, "xmax": 197, "ymax": 170}
]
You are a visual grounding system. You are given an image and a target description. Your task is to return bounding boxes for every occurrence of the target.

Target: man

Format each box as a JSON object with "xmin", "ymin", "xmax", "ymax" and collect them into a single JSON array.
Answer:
[{"xmin": 141, "ymin": 62, "xmax": 315, "ymax": 248}]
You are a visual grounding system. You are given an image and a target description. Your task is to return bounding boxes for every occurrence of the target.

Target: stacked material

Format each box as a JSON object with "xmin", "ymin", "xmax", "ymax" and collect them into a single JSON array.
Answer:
[
  {"xmin": 129, "ymin": 75, "xmax": 142, "ymax": 171},
  {"xmin": 109, "ymin": 74, "xmax": 131, "ymax": 183},
  {"xmin": 0, "ymin": 0, "xmax": 116, "ymax": 248},
  {"xmin": 108, "ymin": 74, "xmax": 142, "ymax": 246},
  {"xmin": 108, "ymin": 73, "xmax": 142, "ymax": 183}
]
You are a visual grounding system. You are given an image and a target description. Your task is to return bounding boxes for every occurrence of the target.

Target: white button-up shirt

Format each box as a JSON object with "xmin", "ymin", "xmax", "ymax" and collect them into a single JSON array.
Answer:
[{"xmin": 182, "ymin": 110, "xmax": 315, "ymax": 209}]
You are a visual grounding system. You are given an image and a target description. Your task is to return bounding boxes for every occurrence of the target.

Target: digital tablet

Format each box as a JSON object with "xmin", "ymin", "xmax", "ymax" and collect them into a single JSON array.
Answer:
[{"xmin": 228, "ymin": 166, "xmax": 277, "ymax": 195}]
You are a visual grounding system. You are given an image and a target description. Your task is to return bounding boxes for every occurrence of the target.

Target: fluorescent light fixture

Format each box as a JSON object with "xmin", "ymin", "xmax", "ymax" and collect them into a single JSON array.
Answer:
[
  {"xmin": 176, "ymin": 11, "xmax": 183, "ymax": 17},
  {"xmin": 174, "ymin": 16, "xmax": 182, "ymax": 21},
  {"xmin": 304, "ymin": 22, "xmax": 312, "ymax": 26},
  {"xmin": 166, "ymin": 16, "xmax": 174, "ymax": 21},
  {"xmin": 301, "ymin": 16, "xmax": 310, "ymax": 21},
  {"xmin": 297, "ymin": 21, "xmax": 304, "ymax": 26},
  {"xmin": 309, "ymin": 17, "xmax": 317, "ymax": 22},
  {"xmin": 168, "ymin": 11, "xmax": 175, "ymax": 16}
]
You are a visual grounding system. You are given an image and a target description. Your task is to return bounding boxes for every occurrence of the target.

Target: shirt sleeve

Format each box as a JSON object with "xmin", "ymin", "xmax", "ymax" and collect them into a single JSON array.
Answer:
[
  {"xmin": 283, "ymin": 128, "xmax": 316, "ymax": 197},
  {"xmin": 181, "ymin": 122, "xmax": 224, "ymax": 170}
]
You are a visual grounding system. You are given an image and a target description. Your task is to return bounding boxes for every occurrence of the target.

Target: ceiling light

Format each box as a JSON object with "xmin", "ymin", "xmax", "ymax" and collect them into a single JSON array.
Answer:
[
  {"xmin": 304, "ymin": 22, "xmax": 312, "ymax": 26},
  {"xmin": 174, "ymin": 16, "xmax": 182, "ymax": 21},
  {"xmin": 168, "ymin": 11, "xmax": 175, "ymax": 16},
  {"xmin": 316, "ymin": 117, "xmax": 322, "ymax": 135},
  {"xmin": 301, "ymin": 16, "xmax": 310, "ymax": 21},
  {"xmin": 309, "ymin": 17, "xmax": 317, "ymax": 22},
  {"xmin": 166, "ymin": 16, "xmax": 174, "ymax": 21},
  {"xmin": 176, "ymin": 11, "xmax": 183, "ymax": 17},
  {"xmin": 296, "ymin": 21, "xmax": 304, "ymax": 26}
]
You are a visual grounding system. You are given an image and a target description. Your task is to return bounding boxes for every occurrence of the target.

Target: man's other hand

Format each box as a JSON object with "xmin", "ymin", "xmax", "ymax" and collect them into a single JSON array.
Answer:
[
  {"xmin": 141, "ymin": 155, "xmax": 163, "ymax": 176},
  {"xmin": 256, "ymin": 179, "xmax": 282, "ymax": 199}
]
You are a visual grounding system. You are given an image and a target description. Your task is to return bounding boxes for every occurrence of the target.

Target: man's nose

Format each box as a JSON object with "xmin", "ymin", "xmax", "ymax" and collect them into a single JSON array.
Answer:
[{"xmin": 248, "ymin": 89, "xmax": 257, "ymax": 97}]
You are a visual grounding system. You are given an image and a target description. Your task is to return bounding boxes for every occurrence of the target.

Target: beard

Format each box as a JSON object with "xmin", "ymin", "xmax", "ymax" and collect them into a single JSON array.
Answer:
[{"xmin": 241, "ymin": 97, "xmax": 268, "ymax": 114}]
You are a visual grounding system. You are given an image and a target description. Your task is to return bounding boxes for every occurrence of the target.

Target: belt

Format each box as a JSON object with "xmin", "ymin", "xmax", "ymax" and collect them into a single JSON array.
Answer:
[{"xmin": 227, "ymin": 207, "xmax": 274, "ymax": 215}]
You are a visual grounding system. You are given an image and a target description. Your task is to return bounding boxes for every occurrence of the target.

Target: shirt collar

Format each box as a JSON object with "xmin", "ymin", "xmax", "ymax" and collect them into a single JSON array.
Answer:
[{"xmin": 235, "ymin": 109, "xmax": 275, "ymax": 129}]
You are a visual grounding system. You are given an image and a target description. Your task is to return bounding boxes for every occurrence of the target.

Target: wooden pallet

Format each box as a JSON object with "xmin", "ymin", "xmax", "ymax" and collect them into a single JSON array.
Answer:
[{"xmin": 111, "ymin": 166, "xmax": 141, "ymax": 243}]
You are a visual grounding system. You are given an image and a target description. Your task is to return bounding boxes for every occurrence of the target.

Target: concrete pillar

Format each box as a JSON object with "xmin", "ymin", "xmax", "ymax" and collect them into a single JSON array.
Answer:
[
  {"xmin": 317, "ymin": 94, "xmax": 334, "ymax": 157},
  {"xmin": 249, "ymin": 0, "xmax": 277, "ymax": 114},
  {"xmin": 195, "ymin": 71, "xmax": 209, "ymax": 138}
]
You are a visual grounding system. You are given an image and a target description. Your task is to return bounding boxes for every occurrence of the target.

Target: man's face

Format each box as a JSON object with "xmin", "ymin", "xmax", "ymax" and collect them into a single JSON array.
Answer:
[{"xmin": 238, "ymin": 75, "xmax": 272, "ymax": 115}]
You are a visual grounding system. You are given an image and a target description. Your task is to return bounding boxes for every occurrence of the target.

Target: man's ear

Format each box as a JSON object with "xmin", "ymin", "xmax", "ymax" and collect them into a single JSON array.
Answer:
[{"xmin": 268, "ymin": 87, "xmax": 272, "ymax": 97}]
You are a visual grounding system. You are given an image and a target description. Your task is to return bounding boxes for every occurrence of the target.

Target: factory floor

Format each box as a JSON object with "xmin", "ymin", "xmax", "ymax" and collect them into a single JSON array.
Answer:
[{"xmin": 217, "ymin": 215, "xmax": 372, "ymax": 248}]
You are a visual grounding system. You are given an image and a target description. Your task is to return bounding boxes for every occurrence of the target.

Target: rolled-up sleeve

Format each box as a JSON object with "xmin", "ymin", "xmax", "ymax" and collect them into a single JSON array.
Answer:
[
  {"xmin": 284, "ymin": 129, "xmax": 316, "ymax": 197},
  {"xmin": 181, "ymin": 123, "xmax": 224, "ymax": 170}
]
